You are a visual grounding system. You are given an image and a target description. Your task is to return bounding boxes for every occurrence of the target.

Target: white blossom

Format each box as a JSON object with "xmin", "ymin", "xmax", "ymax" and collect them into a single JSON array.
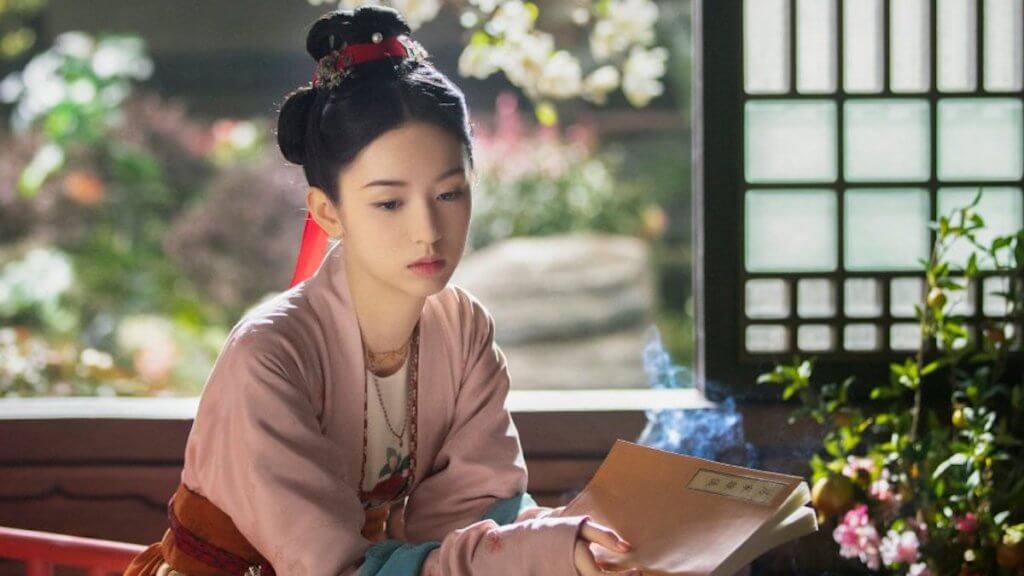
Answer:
[
  {"xmin": 458, "ymin": 43, "xmax": 500, "ymax": 79},
  {"xmin": 68, "ymin": 78, "xmax": 97, "ymax": 104},
  {"xmin": 391, "ymin": 0, "xmax": 442, "ymax": 31},
  {"xmin": 91, "ymin": 37, "xmax": 153, "ymax": 80},
  {"xmin": 468, "ymin": 0, "xmax": 499, "ymax": 14},
  {"xmin": 497, "ymin": 31, "xmax": 554, "ymax": 99},
  {"xmin": 0, "ymin": 247, "xmax": 73, "ymax": 305},
  {"xmin": 537, "ymin": 50, "xmax": 582, "ymax": 99},
  {"xmin": 590, "ymin": 0, "xmax": 659, "ymax": 61},
  {"xmin": 622, "ymin": 45, "xmax": 667, "ymax": 107},
  {"xmin": 486, "ymin": 1, "xmax": 534, "ymax": 37},
  {"xmin": 54, "ymin": 32, "xmax": 95, "ymax": 59},
  {"xmin": 582, "ymin": 65, "xmax": 620, "ymax": 104}
]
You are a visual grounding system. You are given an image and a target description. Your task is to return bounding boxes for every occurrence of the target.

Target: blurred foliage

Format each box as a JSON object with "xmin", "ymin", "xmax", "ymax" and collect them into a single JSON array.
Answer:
[
  {"xmin": 469, "ymin": 91, "xmax": 659, "ymax": 251},
  {"xmin": 1, "ymin": 26, "xmax": 687, "ymax": 396},
  {"xmin": 760, "ymin": 190, "xmax": 1024, "ymax": 575},
  {"xmin": 0, "ymin": 32, "xmax": 295, "ymax": 397},
  {"xmin": 0, "ymin": 0, "xmax": 45, "ymax": 61}
]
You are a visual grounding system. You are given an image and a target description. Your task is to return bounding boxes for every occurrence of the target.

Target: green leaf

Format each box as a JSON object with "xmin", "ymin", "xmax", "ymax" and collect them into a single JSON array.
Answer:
[
  {"xmin": 965, "ymin": 252, "xmax": 978, "ymax": 277},
  {"xmin": 871, "ymin": 387, "xmax": 897, "ymax": 400},
  {"xmin": 933, "ymin": 453, "xmax": 968, "ymax": 479},
  {"xmin": 782, "ymin": 382, "xmax": 802, "ymax": 400}
]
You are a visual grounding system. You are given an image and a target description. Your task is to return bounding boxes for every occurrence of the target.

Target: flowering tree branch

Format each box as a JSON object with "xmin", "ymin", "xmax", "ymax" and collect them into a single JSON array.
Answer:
[{"xmin": 308, "ymin": 0, "xmax": 669, "ymax": 124}]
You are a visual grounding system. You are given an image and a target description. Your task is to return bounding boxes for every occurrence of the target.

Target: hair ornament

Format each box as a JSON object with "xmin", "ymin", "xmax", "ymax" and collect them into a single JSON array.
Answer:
[{"xmin": 311, "ymin": 33, "xmax": 430, "ymax": 90}]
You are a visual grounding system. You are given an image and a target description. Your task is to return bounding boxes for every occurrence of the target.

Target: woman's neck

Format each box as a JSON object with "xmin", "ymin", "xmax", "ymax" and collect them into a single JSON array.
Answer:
[{"xmin": 344, "ymin": 257, "xmax": 425, "ymax": 356}]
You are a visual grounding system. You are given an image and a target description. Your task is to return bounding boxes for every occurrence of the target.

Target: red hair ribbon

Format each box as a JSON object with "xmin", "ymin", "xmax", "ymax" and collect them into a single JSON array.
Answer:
[
  {"xmin": 289, "ymin": 212, "xmax": 330, "ymax": 288},
  {"xmin": 310, "ymin": 35, "xmax": 410, "ymax": 88},
  {"xmin": 290, "ymin": 35, "xmax": 412, "ymax": 288}
]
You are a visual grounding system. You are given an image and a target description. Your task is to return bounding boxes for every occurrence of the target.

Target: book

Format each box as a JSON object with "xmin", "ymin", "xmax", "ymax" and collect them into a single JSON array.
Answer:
[{"xmin": 560, "ymin": 439, "xmax": 819, "ymax": 576}]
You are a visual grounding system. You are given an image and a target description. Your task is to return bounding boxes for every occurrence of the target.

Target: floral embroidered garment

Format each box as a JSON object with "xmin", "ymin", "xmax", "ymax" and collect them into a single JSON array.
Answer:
[
  {"xmin": 362, "ymin": 357, "xmax": 413, "ymax": 508},
  {"xmin": 158, "ymin": 240, "xmax": 585, "ymax": 576}
]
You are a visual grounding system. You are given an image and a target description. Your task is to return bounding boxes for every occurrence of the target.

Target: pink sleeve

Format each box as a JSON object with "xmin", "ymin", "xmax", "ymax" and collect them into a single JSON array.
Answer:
[
  {"xmin": 402, "ymin": 290, "xmax": 585, "ymax": 575},
  {"xmin": 403, "ymin": 291, "xmax": 530, "ymax": 541},
  {"xmin": 182, "ymin": 330, "xmax": 369, "ymax": 576},
  {"xmin": 429, "ymin": 515, "xmax": 587, "ymax": 576},
  {"xmin": 516, "ymin": 505, "xmax": 566, "ymax": 522}
]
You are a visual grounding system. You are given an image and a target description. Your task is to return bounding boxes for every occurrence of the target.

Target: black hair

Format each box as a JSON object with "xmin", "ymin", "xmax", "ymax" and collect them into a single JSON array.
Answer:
[{"xmin": 276, "ymin": 5, "xmax": 475, "ymax": 204}]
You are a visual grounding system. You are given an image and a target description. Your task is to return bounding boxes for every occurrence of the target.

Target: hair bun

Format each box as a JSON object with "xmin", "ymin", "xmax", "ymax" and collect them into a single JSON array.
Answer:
[
  {"xmin": 276, "ymin": 86, "xmax": 317, "ymax": 165},
  {"xmin": 306, "ymin": 5, "xmax": 413, "ymax": 62}
]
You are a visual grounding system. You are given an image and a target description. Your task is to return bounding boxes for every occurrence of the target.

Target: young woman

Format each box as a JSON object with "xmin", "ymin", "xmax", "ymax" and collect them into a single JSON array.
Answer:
[{"xmin": 124, "ymin": 6, "xmax": 640, "ymax": 576}]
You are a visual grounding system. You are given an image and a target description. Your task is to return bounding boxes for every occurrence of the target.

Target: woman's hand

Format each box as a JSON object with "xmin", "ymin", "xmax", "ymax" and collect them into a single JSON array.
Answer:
[{"xmin": 573, "ymin": 517, "xmax": 642, "ymax": 576}]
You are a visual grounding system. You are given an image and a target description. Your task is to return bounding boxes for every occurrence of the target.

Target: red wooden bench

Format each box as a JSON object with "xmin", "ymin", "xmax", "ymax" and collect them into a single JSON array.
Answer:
[{"xmin": 0, "ymin": 526, "xmax": 145, "ymax": 576}]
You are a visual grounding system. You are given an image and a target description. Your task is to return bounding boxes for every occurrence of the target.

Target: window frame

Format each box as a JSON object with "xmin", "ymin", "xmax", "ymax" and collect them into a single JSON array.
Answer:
[{"xmin": 693, "ymin": 0, "xmax": 1024, "ymax": 402}]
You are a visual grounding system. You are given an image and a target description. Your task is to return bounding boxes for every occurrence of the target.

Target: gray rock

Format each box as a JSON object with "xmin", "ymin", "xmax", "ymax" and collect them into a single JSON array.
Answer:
[{"xmin": 451, "ymin": 233, "xmax": 656, "ymax": 389}]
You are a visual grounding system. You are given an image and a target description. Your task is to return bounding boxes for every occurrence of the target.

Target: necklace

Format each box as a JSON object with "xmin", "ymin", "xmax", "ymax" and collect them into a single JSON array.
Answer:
[
  {"xmin": 358, "ymin": 321, "xmax": 419, "ymax": 508},
  {"xmin": 369, "ymin": 359, "xmax": 408, "ymax": 447},
  {"xmin": 365, "ymin": 341, "xmax": 409, "ymax": 374}
]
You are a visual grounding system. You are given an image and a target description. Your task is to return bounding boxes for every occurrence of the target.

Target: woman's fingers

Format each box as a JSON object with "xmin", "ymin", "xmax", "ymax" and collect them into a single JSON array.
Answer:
[
  {"xmin": 579, "ymin": 517, "xmax": 633, "ymax": 553},
  {"xmin": 574, "ymin": 539, "xmax": 642, "ymax": 576}
]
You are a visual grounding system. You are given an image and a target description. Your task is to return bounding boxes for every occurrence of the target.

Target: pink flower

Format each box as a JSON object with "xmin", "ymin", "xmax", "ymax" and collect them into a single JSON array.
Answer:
[
  {"xmin": 869, "ymin": 468, "xmax": 896, "ymax": 502},
  {"xmin": 880, "ymin": 529, "xmax": 920, "ymax": 566},
  {"xmin": 868, "ymin": 468, "xmax": 904, "ymax": 521},
  {"xmin": 833, "ymin": 504, "xmax": 882, "ymax": 571},
  {"xmin": 842, "ymin": 456, "xmax": 876, "ymax": 480},
  {"xmin": 954, "ymin": 512, "xmax": 978, "ymax": 533}
]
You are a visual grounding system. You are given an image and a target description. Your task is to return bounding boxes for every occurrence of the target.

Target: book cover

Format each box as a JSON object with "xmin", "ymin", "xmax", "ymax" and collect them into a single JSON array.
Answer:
[{"xmin": 560, "ymin": 439, "xmax": 819, "ymax": 576}]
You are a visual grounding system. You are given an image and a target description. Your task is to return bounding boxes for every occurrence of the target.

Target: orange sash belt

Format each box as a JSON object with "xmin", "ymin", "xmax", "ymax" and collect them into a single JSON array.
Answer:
[{"xmin": 123, "ymin": 483, "xmax": 390, "ymax": 576}]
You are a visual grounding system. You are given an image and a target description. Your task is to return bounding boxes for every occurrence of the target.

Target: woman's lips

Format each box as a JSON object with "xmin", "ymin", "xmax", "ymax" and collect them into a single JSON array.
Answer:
[{"xmin": 408, "ymin": 259, "xmax": 446, "ymax": 277}]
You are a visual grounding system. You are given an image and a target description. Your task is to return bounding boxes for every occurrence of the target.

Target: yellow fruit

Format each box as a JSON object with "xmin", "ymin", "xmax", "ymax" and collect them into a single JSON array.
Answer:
[
  {"xmin": 927, "ymin": 287, "xmax": 947, "ymax": 309},
  {"xmin": 811, "ymin": 475, "xmax": 856, "ymax": 520},
  {"xmin": 952, "ymin": 407, "xmax": 968, "ymax": 429}
]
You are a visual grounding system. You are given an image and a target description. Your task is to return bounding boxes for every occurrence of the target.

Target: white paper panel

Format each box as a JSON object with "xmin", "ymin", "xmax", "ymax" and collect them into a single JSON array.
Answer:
[
  {"xmin": 891, "ymin": 277, "xmax": 924, "ymax": 318},
  {"xmin": 746, "ymin": 325, "xmax": 789, "ymax": 353},
  {"xmin": 746, "ymin": 279, "xmax": 791, "ymax": 319},
  {"xmin": 890, "ymin": 0, "xmax": 931, "ymax": 92},
  {"xmin": 890, "ymin": 323, "xmax": 922, "ymax": 350},
  {"xmin": 845, "ymin": 100, "xmax": 931, "ymax": 182},
  {"xmin": 984, "ymin": 0, "xmax": 1024, "ymax": 91},
  {"xmin": 938, "ymin": 0, "xmax": 978, "ymax": 92},
  {"xmin": 938, "ymin": 188, "xmax": 1024, "ymax": 270},
  {"xmin": 798, "ymin": 324, "xmax": 835, "ymax": 351},
  {"xmin": 797, "ymin": 0, "xmax": 837, "ymax": 93},
  {"xmin": 845, "ymin": 278, "xmax": 883, "ymax": 318},
  {"xmin": 745, "ymin": 0, "xmax": 791, "ymax": 93},
  {"xmin": 798, "ymin": 278, "xmax": 836, "ymax": 317},
  {"xmin": 844, "ymin": 323, "xmax": 881, "ymax": 351},
  {"xmin": 983, "ymin": 276, "xmax": 1011, "ymax": 316},
  {"xmin": 845, "ymin": 189, "xmax": 931, "ymax": 271},
  {"xmin": 745, "ymin": 100, "xmax": 838, "ymax": 182},
  {"xmin": 746, "ymin": 189, "xmax": 838, "ymax": 272},
  {"xmin": 938, "ymin": 99, "xmax": 1024, "ymax": 181},
  {"xmin": 844, "ymin": 0, "xmax": 884, "ymax": 92}
]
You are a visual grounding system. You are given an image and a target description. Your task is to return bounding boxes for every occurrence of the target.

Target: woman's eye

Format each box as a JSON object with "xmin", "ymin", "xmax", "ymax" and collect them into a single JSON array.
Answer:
[
  {"xmin": 375, "ymin": 200, "xmax": 400, "ymax": 211},
  {"xmin": 439, "ymin": 188, "xmax": 465, "ymax": 201}
]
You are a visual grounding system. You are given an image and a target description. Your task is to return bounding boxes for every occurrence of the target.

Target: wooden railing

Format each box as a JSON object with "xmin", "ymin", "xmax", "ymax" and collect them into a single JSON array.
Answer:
[{"xmin": 0, "ymin": 526, "xmax": 145, "ymax": 576}]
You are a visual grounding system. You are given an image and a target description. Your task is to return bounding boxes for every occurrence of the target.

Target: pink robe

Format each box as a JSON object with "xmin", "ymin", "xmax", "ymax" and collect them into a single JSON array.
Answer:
[{"xmin": 180, "ymin": 241, "xmax": 587, "ymax": 575}]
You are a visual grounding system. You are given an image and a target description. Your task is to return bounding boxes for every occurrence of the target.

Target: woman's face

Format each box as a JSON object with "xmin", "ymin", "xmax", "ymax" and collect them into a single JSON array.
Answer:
[{"xmin": 331, "ymin": 121, "xmax": 472, "ymax": 300}]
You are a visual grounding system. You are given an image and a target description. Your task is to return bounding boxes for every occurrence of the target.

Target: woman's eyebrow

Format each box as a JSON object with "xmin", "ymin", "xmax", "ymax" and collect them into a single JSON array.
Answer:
[{"xmin": 361, "ymin": 166, "xmax": 464, "ymax": 190}]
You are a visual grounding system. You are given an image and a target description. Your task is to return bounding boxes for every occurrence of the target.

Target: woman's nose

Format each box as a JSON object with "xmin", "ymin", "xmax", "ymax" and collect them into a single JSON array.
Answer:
[{"xmin": 412, "ymin": 201, "xmax": 442, "ymax": 245}]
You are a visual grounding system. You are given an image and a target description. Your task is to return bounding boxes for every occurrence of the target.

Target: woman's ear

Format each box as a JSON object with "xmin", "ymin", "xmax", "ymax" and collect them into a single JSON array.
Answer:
[{"xmin": 306, "ymin": 186, "xmax": 345, "ymax": 239}]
